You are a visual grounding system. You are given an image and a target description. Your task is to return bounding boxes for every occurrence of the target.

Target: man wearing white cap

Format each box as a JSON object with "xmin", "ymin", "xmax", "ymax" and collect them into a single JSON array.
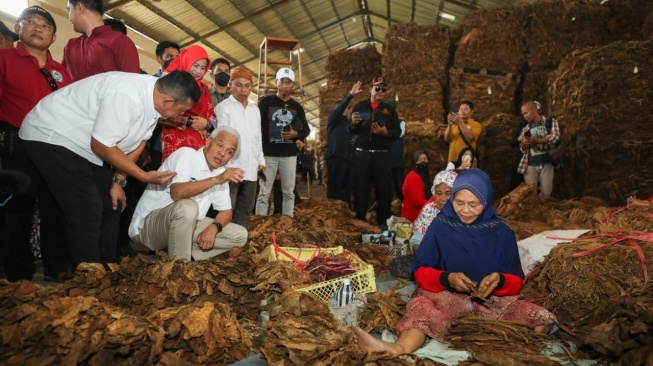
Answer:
[{"xmin": 255, "ymin": 68, "xmax": 310, "ymax": 217}]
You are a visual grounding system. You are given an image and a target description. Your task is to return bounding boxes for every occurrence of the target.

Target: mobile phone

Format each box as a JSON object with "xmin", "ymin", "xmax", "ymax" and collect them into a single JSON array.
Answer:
[
  {"xmin": 257, "ymin": 170, "xmax": 267, "ymax": 182},
  {"xmin": 359, "ymin": 111, "xmax": 371, "ymax": 120},
  {"xmin": 524, "ymin": 130, "xmax": 531, "ymax": 138}
]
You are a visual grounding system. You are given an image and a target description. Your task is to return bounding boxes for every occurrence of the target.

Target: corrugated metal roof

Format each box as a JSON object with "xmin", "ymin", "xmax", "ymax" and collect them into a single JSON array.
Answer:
[{"xmin": 104, "ymin": 0, "xmax": 528, "ymax": 128}]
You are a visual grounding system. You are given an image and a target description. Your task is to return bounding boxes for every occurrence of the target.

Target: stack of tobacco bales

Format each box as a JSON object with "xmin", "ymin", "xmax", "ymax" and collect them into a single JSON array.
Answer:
[
  {"xmin": 525, "ymin": 0, "xmax": 614, "ymax": 71},
  {"xmin": 453, "ymin": 5, "xmax": 529, "ymax": 74},
  {"xmin": 448, "ymin": 68, "xmax": 521, "ymax": 122},
  {"xmin": 382, "ymin": 23, "xmax": 451, "ymax": 123},
  {"xmin": 477, "ymin": 113, "xmax": 524, "ymax": 198},
  {"xmin": 450, "ymin": 5, "xmax": 525, "ymax": 121},
  {"xmin": 381, "ymin": 23, "xmax": 452, "ymax": 176},
  {"xmin": 548, "ymin": 41, "xmax": 653, "ymax": 204},
  {"xmin": 643, "ymin": 11, "xmax": 653, "ymax": 39},
  {"xmin": 522, "ymin": 0, "xmax": 614, "ymax": 113}
]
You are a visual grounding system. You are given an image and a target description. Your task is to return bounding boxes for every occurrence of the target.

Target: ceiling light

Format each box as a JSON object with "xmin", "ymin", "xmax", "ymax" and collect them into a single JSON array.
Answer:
[{"xmin": 439, "ymin": 12, "xmax": 456, "ymax": 21}]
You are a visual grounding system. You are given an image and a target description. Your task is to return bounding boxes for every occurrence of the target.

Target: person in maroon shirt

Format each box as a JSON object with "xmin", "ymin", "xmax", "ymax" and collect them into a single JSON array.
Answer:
[
  {"xmin": 0, "ymin": 6, "xmax": 73, "ymax": 282},
  {"xmin": 62, "ymin": 0, "xmax": 140, "ymax": 80}
]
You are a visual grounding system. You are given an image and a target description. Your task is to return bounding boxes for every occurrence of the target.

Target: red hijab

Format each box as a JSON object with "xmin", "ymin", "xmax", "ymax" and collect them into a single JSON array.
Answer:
[{"xmin": 163, "ymin": 45, "xmax": 214, "ymax": 119}]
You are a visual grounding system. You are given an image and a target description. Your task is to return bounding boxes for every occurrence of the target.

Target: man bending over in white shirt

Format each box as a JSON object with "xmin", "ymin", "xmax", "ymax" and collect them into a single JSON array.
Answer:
[{"xmin": 129, "ymin": 126, "xmax": 248, "ymax": 261}]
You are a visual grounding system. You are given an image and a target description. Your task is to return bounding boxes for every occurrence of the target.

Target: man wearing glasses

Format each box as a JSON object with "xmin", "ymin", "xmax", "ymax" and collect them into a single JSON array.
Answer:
[
  {"xmin": 0, "ymin": 6, "xmax": 73, "ymax": 282},
  {"xmin": 350, "ymin": 77, "xmax": 402, "ymax": 230},
  {"xmin": 255, "ymin": 67, "xmax": 310, "ymax": 217}
]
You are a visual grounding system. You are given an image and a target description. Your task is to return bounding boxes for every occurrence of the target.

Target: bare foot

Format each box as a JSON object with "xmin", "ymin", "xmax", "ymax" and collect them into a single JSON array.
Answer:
[
  {"xmin": 351, "ymin": 326, "xmax": 403, "ymax": 355},
  {"xmin": 534, "ymin": 324, "xmax": 553, "ymax": 335}
]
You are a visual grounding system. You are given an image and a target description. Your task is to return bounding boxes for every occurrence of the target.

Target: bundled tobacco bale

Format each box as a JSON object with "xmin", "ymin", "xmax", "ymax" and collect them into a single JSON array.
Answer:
[
  {"xmin": 592, "ymin": 202, "xmax": 653, "ymax": 233},
  {"xmin": 324, "ymin": 44, "xmax": 383, "ymax": 81},
  {"xmin": 605, "ymin": 0, "xmax": 653, "ymax": 42},
  {"xmin": 544, "ymin": 196, "xmax": 606, "ymax": 229},
  {"xmin": 382, "ymin": 23, "xmax": 451, "ymax": 87},
  {"xmin": 521, "ymin": 71, "xmax": 552, "ymax": 112},
  {"xmin": 548, "ymin": 41, "xmax": 653, "ymax": 204},
  {"xmin": 0, "ymin": 281, "xmax": 165, "ymax": 365},
  {"xmin": 477, "ymin": 113, "xmax": 524, "ymax": 198},
  {"xmin": 573, "ymin": 286, "xmax": 653, "ymax": 365},
  {"xmin": 448, "ymin": 68, "xmax": 521, "ymax": 122},
  {"xmin": 643, "ymin": 12, "xmax": 653, "ymax": 39},
  {"xmin": 524, "ymin": 234, "xmax": 652, "ymax": 324},
  {"xmin": 453, "ymin": 4, "xmax": 530, "ymax": 74},
  {"xmin": 495, "ymin": 180, "xmax": 544, "ymax": 221},
  {"xmin": 526, "ymin": 0, "xmax": 614, "ymax": 71},
  {"xmin": 386, "ymin": 84, "xmax": 445, "ymax": 123}
]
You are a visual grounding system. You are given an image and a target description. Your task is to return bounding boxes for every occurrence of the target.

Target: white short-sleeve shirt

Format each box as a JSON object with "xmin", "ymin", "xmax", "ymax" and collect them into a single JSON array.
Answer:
[
  {"xmin": 19, "ymin": 72, "xmax": 159, "ymax": 166},
  {"xmin": 129, "ymin": 147, "xmax": 231, "ymax": 238},
  {"xmin": 215, "ymin": 95, "xmax": 265, "ymax": 181}
]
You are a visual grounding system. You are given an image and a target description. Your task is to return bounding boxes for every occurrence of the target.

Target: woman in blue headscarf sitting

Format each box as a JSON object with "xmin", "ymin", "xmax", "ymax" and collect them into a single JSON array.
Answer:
[{"xmin": 353, "ymin": 168, "xmax": 556, "ymax": 355}]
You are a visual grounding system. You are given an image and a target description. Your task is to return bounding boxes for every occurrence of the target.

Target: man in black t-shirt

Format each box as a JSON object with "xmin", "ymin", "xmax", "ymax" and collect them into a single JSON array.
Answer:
[{"xmin": 255, "ymin": 68, "xmax": 309, "ymax": 217}]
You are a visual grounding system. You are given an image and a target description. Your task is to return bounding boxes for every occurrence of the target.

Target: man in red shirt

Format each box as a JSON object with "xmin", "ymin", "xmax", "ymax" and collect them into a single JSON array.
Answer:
[
  {"xmin": 0, "ymin": 6, "xmax": 73, "ymax": 282},
  {"xmin": 62, "ymin": 0, "xmax": 140, "ymax": 80}
]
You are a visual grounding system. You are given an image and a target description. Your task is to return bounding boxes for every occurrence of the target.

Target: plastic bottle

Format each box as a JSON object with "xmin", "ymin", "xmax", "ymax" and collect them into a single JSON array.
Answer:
[
  {"xmin": 334, "ymin": 278, "xmax": 355, "ymax": 307},
  {"xmin": 259, "ymin": 299, "xmax": 270, "ymax": 329}
]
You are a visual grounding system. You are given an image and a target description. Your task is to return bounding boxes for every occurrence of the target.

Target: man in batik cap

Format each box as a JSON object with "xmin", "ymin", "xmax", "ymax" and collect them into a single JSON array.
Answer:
[{"xmin": 215, "ymin": 66, "xmax": 264, "ymax": 230}]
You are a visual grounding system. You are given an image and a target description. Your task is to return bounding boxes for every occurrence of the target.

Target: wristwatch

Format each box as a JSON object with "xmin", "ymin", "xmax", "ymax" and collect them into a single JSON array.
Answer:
[
  {"xmin": 112, "ymin": 176, "xmax": 127, "ymax": 188},
  {"xmin": 212, "ymin": 222, "xmax": 223, "ymax": 233}
]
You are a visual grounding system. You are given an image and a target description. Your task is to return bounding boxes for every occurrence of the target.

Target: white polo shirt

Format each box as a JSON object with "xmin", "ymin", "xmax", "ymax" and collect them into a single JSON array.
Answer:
[
  {"xmin": 129, "ymin": 147, "xmax": 232, "ymax": 238},
  {"xmin": 19, "ymin": 72, "xmax": 159, "ymax": 166},
  {"xmin": 215, "ymin": 95, "xmax": 265, "ymax": 181}
]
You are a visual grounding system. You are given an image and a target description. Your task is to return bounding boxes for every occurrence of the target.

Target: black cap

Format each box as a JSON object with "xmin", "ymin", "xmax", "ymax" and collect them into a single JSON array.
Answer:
[
  {"xmin": 0, "ymin": 21, "xmax": 18, "ymax": 42},
  {"xmin": 18, "ymin": 6, "xmax": 57, "ymax": 33}
]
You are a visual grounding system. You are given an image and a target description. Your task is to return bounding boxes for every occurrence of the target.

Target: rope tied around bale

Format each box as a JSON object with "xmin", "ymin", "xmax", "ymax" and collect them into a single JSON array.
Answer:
[{"xmin": 570, "ymin": 231, "xmax": 652, "ymax": 285}]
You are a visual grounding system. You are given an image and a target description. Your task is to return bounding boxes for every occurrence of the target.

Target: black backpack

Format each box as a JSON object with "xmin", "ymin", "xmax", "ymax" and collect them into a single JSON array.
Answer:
[{"xmin": 545, "ymin": 117, "xmax": 567, "ymax": 167}]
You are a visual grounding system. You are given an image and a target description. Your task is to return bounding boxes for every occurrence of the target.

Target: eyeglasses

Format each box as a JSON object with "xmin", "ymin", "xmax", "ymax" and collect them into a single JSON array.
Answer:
[
  {"xmin": 282, "ymin": 103, "xmax": 288, "ymax": 115},
  {"xmin": 21, "ymin": 18, "xmax": 54, "ymax": 34},
  {"xmin": 39, "ymin": 68, "xmax": 58, "ymax": 91},
  {"xmin": 374, "ymin": 86, "xmax": 387, "ymax": 92}
]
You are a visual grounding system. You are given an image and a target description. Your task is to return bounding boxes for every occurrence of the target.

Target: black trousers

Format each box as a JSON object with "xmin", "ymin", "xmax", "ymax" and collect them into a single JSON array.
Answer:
[
  {"xmin": 391, "ymin": 167, "xmax": 405, "ymax": 201},
  {"xmin": 23, "ymin": 141, "xmax": 121, "ymax": 269},
  {"xmin": 0, "ymin": 124, "xmax": 66, "ymax": 280},
  {"xmin": 352, "ymin": 150, "xmax": 392, "ymax": 226},
  {"xmin": 326, "ymin": 156, "xmax": 350, "ymax": 203}
]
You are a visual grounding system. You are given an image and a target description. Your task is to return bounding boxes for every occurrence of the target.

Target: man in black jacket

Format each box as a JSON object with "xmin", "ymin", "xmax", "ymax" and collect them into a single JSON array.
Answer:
[
  {"xmin": 350, "ymin": 77, "xmax": 401, "ymax": 229},
  {"xmin": 326, "ymin": 81, "xmax": 363, "ymax": 203}
]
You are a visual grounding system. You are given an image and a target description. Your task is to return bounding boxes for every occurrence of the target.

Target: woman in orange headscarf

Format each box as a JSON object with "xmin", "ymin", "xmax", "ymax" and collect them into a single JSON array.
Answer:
[{"xmin": 160, "ymin": 45, "xmax": 215, "ymax": 161}]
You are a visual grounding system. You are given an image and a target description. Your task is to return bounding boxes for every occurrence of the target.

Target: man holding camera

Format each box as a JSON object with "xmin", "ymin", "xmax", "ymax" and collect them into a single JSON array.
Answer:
[
  {"xmin": 349, "ymin": 77, "xmax": 401, "ymax": 229},
  {"xmin": 255, "ymin": 68, "xmax": 310, "ymax": 217},
  {"xmin": 517, "ymin": 100, "xmax": 560, "ymax": 200}
]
